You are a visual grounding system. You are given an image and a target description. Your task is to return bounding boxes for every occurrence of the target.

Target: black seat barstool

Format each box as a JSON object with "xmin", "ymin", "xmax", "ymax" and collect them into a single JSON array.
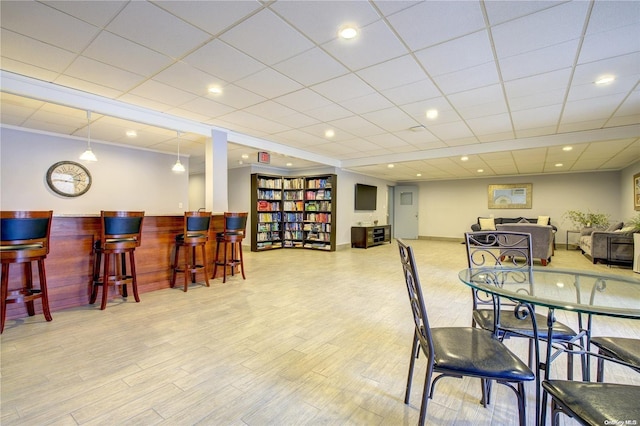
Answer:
[
  {"xmin": 1, "ymin": 211, "xmax": 53, "ymax": 333},
  {"xmin": 91, "ymin": 211, "xmax": 144, "ymax": 310},
  {"xmin": 171, "ymin": 211, "xmax": 211, "ymax": 292},
  {"xmin": 213, "ymin": 212, "xmax": 248, "ymax": 283}
]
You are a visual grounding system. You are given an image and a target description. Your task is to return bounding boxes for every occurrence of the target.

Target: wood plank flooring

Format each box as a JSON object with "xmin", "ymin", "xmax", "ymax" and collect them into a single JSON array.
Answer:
[{"xmin": 1, "ymin": 239, "xmax": 638, "ymax": 425}]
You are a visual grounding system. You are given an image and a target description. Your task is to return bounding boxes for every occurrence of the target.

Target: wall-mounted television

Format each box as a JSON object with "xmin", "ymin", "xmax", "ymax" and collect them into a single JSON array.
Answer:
[{"xmin": 354, "ymin": 183, "xmax": 377, "ymax": 211}]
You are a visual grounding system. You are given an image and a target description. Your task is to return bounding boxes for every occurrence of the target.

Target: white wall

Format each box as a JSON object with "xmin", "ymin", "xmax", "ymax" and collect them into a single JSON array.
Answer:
[
  {"xmin": 1, "ymin": 127, "xmax": 188, "ymax": 214},
  {"xmin": 417, "ymin": 169, "xmax": 636, "ymax": 243}
]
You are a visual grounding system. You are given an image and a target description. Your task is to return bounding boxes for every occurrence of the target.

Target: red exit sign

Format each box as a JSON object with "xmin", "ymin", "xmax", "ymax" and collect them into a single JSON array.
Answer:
[{"xmin": 258, "ymin": 151, "xmax": 270, "ymax": 164}]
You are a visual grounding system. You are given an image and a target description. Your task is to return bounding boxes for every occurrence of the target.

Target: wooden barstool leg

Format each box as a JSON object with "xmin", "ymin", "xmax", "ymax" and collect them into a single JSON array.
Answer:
[
  {"xmin": 24, "ymin": 262, "xmax": 36, "ymax": 316},
  {"xmin": 37, "ymin": 258, "xmax": 52, "ymax": 321},
  {"xmin": 212, "ymin": 240, "xmax": 220, "ymax": 279},
  {"xmin": 90, "ymin": 250, "xmax": 101, "ymax": 304},
  {"xmin": 238, "ymin": 243, "xmax": 245, "ymax": 280},
  {"xmin": 190, "ymin": 246, "xmax": 197, "ymax": 283},
  {"xmin": 101, "ymin": 253, "xmax": 111, "ymax": 310},
  {"xmin": 129, "ymin": 251, "xmax": 140, "ymax": 303},
  {"xmin": 170, "ymin": 245, "xmax": 179, "ymax": 288},
  {"xmin": 183, "ymin": 242, "xmax": 189, "ymax": 292},
  {"xmin": 1, "ymin": 264, "xmax": 9, "ymax": 333},
  {"xmin": 201, "ymin": 244, "xmax": 210, "ymax": 287},
  {"xmin": 223, "ymin": 240, "xmax": 228, "ymax": 283},
  {"xmin": 120, "ymin": 253, "xmax": 128, "ymax": 298}
]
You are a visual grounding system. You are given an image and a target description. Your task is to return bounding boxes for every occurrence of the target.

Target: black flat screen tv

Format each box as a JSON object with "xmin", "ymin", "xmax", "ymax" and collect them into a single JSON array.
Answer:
[{"xmin": 354, "ymin": 183, "xmax": 377, "ymax": 211}]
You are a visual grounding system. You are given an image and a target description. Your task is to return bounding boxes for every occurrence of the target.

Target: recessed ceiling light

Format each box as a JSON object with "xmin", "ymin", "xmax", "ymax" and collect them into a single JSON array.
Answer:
[
  {"xmin": 409, "ymin": 125, "xmax": 426, "ymax": 132},
  {"xmin": 426, "ymin": 109, "xmax": 438, "ymax": 119},
  {"xmin": 241, "ymin": 153, "xmax": 249, "ymax": 159},
  {"xmin": 477, "ymin": 169, "xmax": 484, "ymax": 173},
  {"xmin": 339, "ymin": 26, "xmax": 358, "ymax": 40},
  {"xmin": 562, "ymin": 146, "xmax": 573, "ymax": 152},
  {"xmin": 208, "ymin": 86, "xmax": 222, "ymax": 95},
  {"xmin": 461, "ymin": 156, "xmax": 469, "ymax": 161},
  {"xmin": 238, "ymin": 160, "xmax": 243, "ymax": 165},
  {"xmin": 555, "ymin": 163, "xmax": 563, "ymax": 167},
  {"xmin": 126, "ymin": 130, "xmax": 137, "ymax": 138},
  {"xmin": 595, "ymin": 75, "xmax": 615, "ymax": 85},
  {"xmin": 325, "ymin": 129, "xmax": 335, "ymax": 138},
  {"xmin": 416, "ymin": 173, "xmax": 422, "ymax": 177},
  {"xmin": 387, "ymin": 164, "xmax": 394, "ymax": 168},
  {"xmin": 286, "ymin": 162, "xmax": 293, "ymax": 167}
]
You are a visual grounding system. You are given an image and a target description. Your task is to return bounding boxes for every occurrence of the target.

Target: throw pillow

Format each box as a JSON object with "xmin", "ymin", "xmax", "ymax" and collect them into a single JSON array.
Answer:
[
  {"xmin": 606, "ymin": 222, "xmax": 623, "ymax": 232},
  {"xmin": 518, "ymin": 218, "xmax": 530, "ymax": 223},
  {"xmin": 616, "ymin": 225, "xmax": 635, "ymax": 233},
  {"xmin": 537, "ymin": 216, "xmax": 550, "ymax": 225},
  {"xmin": 479, "ymin": 217, "xmax": 496, "ymax": 230}
]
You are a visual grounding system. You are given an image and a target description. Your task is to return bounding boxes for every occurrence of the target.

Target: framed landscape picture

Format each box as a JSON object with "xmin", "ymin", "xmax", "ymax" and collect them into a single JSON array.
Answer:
[
  {"xmin": 634, "ymin": 173, "xmax": 640, "ymax": 211},
  {"xmin": 488, "ymin": 183, "xmax": 532, "ymax": 209}
]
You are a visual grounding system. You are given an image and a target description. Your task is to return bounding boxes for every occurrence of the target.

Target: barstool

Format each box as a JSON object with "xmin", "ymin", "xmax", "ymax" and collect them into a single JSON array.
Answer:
[
  {"xmin": 171, "ymin": 211, "xmax": 211, "ymax": 292},
  {"xmin": 90, "ymin": 211, "xmax": 144, "ymax": 310},
  {"xmin": 213, "ymin": 212, "xmax": 248, "ymax": 283},
  {"xmin": 1, "ymin": 211, "xmax": 53, "ymax": 333}
]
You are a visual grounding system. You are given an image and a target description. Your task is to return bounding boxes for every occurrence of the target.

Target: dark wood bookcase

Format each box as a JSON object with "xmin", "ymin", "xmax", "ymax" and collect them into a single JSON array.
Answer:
[{"xmin": 251, "ymin": 173, "xmax": 336, "ymax": 252}]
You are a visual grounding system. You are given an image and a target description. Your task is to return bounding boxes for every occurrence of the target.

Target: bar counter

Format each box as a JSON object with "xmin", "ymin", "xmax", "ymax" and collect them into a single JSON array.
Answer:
[{"xmin": 4, "ymin": 214, "xmax": 229, "ymax": 320}]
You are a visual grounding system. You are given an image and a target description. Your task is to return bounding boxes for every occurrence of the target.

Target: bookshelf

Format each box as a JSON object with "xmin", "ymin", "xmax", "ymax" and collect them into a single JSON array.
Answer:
[
  {"xmin": 251, "ymin": 175, "xmax": 283, "ymax": 251},
  {"xmin": 251, "ymin": 173, "xmax": 336, "ymax": 252}
]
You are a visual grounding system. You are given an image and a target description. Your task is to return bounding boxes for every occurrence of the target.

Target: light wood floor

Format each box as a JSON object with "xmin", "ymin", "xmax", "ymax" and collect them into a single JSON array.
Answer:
[{"xmin": 1, "ymin": 239, "xmax": 639, "ymax": 425}]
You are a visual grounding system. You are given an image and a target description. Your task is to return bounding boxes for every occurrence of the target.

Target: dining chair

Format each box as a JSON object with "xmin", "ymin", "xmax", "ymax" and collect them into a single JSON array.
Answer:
[
  {"xmin": 90, "ymin": 211, "xmax": 144, "ymax": 310},
  {"xmin": 397, "ymin": 239, "xmax": 534, "ymax": 426},
  {"xmin": 1, "ymin": 210, "xmax": 54, "ymax": 332},
  {"xmin": 590, "ymin": 336, "xmax": 640, "ymax": 382},
  {"xmin": 465, "ymin": 231, "xmax": 577, "ymax": 375},
  {"xmin": 543, "ymin": 380, "xmax": 640, "ymax": 425},
  {"xmin": 171, "ymin": 211, "xmax": 211, "ymax": 292}
]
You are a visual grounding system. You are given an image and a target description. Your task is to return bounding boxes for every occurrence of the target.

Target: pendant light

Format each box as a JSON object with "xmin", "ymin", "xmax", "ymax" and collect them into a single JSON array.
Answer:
[
  {"xmin": 79, "ymin": 110, "xmax": 98, "ymax": 162},
  {"xmin": 172, "ymin": 131, "xmax": 185, "ymax": 173}
]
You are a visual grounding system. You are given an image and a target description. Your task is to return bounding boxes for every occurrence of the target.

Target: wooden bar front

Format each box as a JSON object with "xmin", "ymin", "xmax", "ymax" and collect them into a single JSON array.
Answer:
[{"xmin": 4, "ymin": 215, "xmax": 230, "ymax": 320}]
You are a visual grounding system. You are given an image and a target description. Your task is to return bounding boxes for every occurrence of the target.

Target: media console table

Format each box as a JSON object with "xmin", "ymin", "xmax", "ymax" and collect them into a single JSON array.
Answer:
[{"xmin": 351, "ymin": 225, "xmax": 392, "ymax": 249}]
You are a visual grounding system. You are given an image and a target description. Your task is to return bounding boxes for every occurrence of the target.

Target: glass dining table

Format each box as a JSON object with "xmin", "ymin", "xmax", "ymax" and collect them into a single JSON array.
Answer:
[{"xmin": 458, "ymin": 266, "xmax": 640, "ymax": 426}]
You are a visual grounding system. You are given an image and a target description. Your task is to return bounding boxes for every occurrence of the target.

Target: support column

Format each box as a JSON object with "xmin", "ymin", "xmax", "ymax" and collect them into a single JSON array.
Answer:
[{"xmin": 206, "ymin": 129, "xmax": 228, "ymax": 213}]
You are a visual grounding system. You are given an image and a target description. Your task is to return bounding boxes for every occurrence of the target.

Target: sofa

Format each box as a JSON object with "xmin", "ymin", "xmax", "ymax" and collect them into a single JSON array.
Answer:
[
  {"xmin": 470, "ymin": 216, "xmax": 556, "ymax": 265},
  {"xmin": 579, "ymin": 222, "xmax": 636, "ymax": 265}
]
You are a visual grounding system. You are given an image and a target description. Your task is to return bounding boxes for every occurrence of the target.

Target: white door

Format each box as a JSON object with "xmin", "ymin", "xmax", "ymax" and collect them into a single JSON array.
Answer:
[{"xmin": 394, "ymin": 185, "xmax": 419, "ymax": 239}]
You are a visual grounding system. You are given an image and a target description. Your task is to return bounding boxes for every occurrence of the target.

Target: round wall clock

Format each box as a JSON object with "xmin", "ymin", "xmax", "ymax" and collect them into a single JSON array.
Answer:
[{"xmin": 46, "ymin": 161, "xmax": 92, "ymax": 197}]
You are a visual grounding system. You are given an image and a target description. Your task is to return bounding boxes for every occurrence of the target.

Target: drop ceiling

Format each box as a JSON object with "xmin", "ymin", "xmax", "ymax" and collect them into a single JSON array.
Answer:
[{"xmin": 1, "ymin": 0, "xmax": 639, "ymax": 181}]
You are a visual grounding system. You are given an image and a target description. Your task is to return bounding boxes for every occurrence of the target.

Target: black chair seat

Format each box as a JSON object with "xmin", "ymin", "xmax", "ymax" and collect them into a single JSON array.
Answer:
[
  {"xmin": 432, "ymin": 327, "xmax": 535, "ymax": 381},
  {"xmin": 473, "ymin": 309, "xmax": 576, "ymax": 340},
  {"xmin": 543, "ymin": 380, "xmax": 640, "ymax": 425},
  {"xmin": 591, "ymin": 337, "xmax": 640, "ymax": 370}
]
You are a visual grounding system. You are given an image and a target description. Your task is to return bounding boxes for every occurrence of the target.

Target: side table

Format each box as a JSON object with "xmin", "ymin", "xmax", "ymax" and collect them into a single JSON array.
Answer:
[{"xmin": 566, "ymin": 229, "xmax": 581, "ymax": 250}]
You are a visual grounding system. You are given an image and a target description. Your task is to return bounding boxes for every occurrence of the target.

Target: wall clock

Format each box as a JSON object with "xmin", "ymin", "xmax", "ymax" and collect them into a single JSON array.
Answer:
[{"xmin": 46, "ymin": 161, "xmax": 92, "ymax": 197}]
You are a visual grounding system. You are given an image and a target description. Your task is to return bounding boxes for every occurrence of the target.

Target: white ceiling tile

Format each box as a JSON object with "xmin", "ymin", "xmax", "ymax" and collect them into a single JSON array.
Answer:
[
  {"xmin": 210, "ymin": 83, "xmax": 266, "ymax": 110},
  {"xmin": 322, "ymin": 20, "xmax": 408, "ymax": 71},
  {"xmin": 357, "ymin": 55, "xmax": 426, "ymax": 91},
  {"xmin": 218, "ymin": 110, "xmax": 290, "ymax": 135},
  {"xmin": 466, "ymin": 114, "xmax": 513, "ymax": 136},
  {"xmin": 303, "ymin": 103, "xmax": 353, "ymax": 122},
  {"xmin": 458, "ymin": 100, "xmax": 509, "ymax": 120},
  {"xmin": 340, "ymin": 92, "xmax": 394, "ymax": 115},
  {"xmin": 511, "ymin": 104, "xmax": 562, "ymax": 130},
  {"xmin": 273, "ymin": 89, "xmax": 333, "ymax": 112},
  {"xmin": 388, "ymin": 1, "xmax": 485, "ymax": 51},
  {"xmin": 381, "ymin": 79, "xmax": 441, "ymax": 105},
  {"xmin": 484, "ymin": 1, "xmax": 564, "ymax": 26},
  {"xmin": 373, "ymin": 1, "xmax": 420, "ymax": 17},
  {"xmin": 504, "ymin": 68, "xmax": 572, "ymax": 98},
  {"xmin": 45, "ymin": 1, "xmax": 127, "ymax": 27},
  {"xmin": 499, "ymin": 40, "xmax": 578, "ymax": 81},
  {"xmin": 428, "ymin": 121, "xmax": 475, "ymax": 141},
  {"xmin": 362, "ymin": 107, "xmax": 419, "ymax": 132},
  {"xmin": 579, "ymin": 24, "xmax": 640, "ymax": 64},
  {"xmin": 273, "ymin": 48, "xmax": 348, "ymax": 86},
  {"xmin": 587, "ymin": 1, "xmax": 640, "ymax": 35},
  {"xmin": 1, "ymin": 1, "xmax": 99, "ymax": 53},
  {"xmin": 234, "ymin": 68, "xmax": 303, "ymax": 99},
  {"xmin": 567, "ymin": 75, "xmax": 638, "ymax": 102},
  {"xmin": 128, "ymin": 79, "xmax": 199, "ymax": 107},
  {"xmin": 311, "ymin": 74, "xmax": 375, "ymax": 103},
  {"xmin": 220, "ymin": 9, "xmax": 313, "ymax": 66},
  {"xmin": 328, "ymin": 115, "xmax": 385, "ymax": 138},
  {"xmin": 154, "ymin": 62, "xmax": 225, "ymax": 97},
  {"xmin": 415, "ymin": 30, "xmax": 493, "ymax": 77},
  {"xmin": 572, "ymin": 53, "xmax": 640, "ymax": 85},
  {"xmin": 83, "ymin": 32, "xmax": 172, "ymax": 77},
  {"xmin": 508, "ymin": 88, "xmax": 566, "ymax": 112},
  {"xmin": 178, "ymin": 96, "xmax": 235, "ymax": 119},
  {"xmin": 561, "ymin": 93, "xmax": 629, "ymax": 123},
  {"xmin": 154, "ymin": 0, "xmax": 263, "ymax": 35},
  {"xmin": 65, "ymin": 56, "xmax": 143, "ymax": 92},
  {"xmin": 271, "ymin": 1, "xmax": 381, "ymax": 45},
  {"xmin": 183, "ymin": 40, "xmax": 265, "ymax": 83},
  {"xmin": 1, "ymin": 30, "xmax": 76, "ymax": 73},
  {"xmin": 432, "ymin": 62, "xmax": 499, "ymax": 95},
  {"xmin": 492, "ymin": 1, "xmax": 589, "ymax": 58},
  {"xmin": 270, "ymin": 112, "xmax": 320, "ymax": 129},
  {"xmin": 448, "ymin": 84, "xmax": 505, "ymax": 109},
  {"xmin": 107, "ymin": 1, "xmax": 210, "ymax": 58}
]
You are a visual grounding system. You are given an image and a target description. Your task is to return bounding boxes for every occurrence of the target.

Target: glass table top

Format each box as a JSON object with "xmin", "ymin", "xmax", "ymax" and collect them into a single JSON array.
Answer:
[{"xmin": 458, "ymin": 267, "xmax": 640, "ymax": 319}]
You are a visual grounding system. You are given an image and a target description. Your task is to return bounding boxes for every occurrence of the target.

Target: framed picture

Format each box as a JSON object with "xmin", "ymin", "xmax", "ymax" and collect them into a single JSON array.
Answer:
[
  {"xmin": 634, "ymin": 173, "xmax": 640, "ymax": 211},
  {"xmin": 488, "ymin": 183, "xmax": 532, "ymax": 209}
]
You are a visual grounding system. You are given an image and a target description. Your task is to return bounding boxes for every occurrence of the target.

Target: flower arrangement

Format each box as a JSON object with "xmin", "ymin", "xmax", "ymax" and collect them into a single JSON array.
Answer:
[{"xmin": 563, "ymin": 210, "xmax": 610, "ymax": 229}]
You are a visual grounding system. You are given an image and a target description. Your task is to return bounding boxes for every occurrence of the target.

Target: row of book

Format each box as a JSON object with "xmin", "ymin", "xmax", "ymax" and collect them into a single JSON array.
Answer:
[
  {"xmin": 305, "ymin": 201, "xmax": 332, "ymax": 212},
  {"xmin": 304, "ymin": 213, "xmax": 331, "ymax": 223},
  {"xmin": 284, "ymin": 222, "xmax": 304, "ymax": 230},
  {"xmin": 257, "ymin": 189, "xmax": 282, "ymax": 200},
  {"xmin": 283, "ymin": 190, "xmax": 304, "ymax": 200},
  {"xmin": 282, "ymin": 178, "xmax": 305, "ymax": 189},
  {"xmin": 257, "ymin": 222, "xmax": 280, "ymax": 232},
  {"xmin": 283, "ymin": 231, "xmax": 303, "ymax": 240},
  {"xmin": 256, "ymin": 232, "xmax": 282, "ymax": 242},
  {"xmin": 303, "ymin": 223, "xmax": 331, "ymax": 232},
  {"xmin": 257, "ymin": 212, "xmax": 282, "ymax": 222},
  {"xmin": 307, "ymin": 178, "xmax": 332, "ymax": 189},
  {"xmin": 257, "ymin": 201, "xmax": 280, "ymax": 211},
  {"xmin": 305, "ymin": 189, "xmax": 331, "ymax": 200},
  {"xmin": 256, "ymin": 178, "xmax": 282, "ymax": 189},
  {"xmin": 283, "ymin": 213, "xmax": 304, "ymax": 222},
  {"xmin": 283, "ymin": 201, "xmax": 304, "ymax": 211}
]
